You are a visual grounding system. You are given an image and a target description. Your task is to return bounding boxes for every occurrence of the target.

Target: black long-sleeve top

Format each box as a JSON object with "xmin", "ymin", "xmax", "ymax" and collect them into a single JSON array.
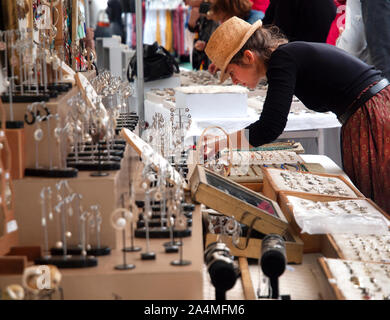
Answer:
[
  {"xmin": 245, "ymin": 41, "xmax": 382, "ymax": 147},
  {"xmin": 262, "ymin": 0, "xmax": 336, "ymax": 43}
]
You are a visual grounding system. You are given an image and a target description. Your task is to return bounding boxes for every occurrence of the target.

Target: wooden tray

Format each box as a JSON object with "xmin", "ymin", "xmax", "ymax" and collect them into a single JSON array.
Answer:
[
  {"xmin": 317, "ymin": 257, "xmax": 346, "ymax": 300},
  {"xmin": 279, "ymin": 193, "xmax": 390, "ymax": 254},
  {"xmin": 278, "ymin": 192, "xmax": 359, "ymax": 253},
  {"xmin": 262, "ymin": 167, "xmax": 364, "ymax": 203},
  {"xmin": 324, "ymin": 198, "xmax": 390, "ymax": 262},
  {"xmin": 228, "ymin": 162, "xmax": 325, "ymax": 186},
  {"xmin": 190, "ymin": 165, "xmax": 290, "ymax": 237}
]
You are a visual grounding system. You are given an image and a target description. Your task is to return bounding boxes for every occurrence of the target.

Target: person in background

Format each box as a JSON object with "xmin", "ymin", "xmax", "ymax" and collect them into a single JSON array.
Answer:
[
  {"xmin": 94, "ymin": 9, "xmax": 112, "ymax": 39},
  {"xmin": 105, "ymin": 0, "xmax": 126, "ymax": 43},
  {"xmin": 208, "ymin": 0, "xmax": 264, "ymax": 24},
  {"xmin": 204, "ymin": 17, "xmax": 390, "ymax": 213},
  {"xmin": 186, "ymin": 0, "xmax": 219, "ymax": 70},
  {"xmin": 262, "ymin": 0, "xmax": 336, "ymax": 43},
  {"xmin": 251, "ymin": 0, "xmax": 270, "ymax": 16},
  {"xmin": 336, "ymin": 0, "xmax": 370, "ymax": 64},
  {"xmin": 361, "ymin": 0, "xmax": 390, "ymax": 81},
  {"xmin": 326, "ymin": 0, "xmax": 346, "ymax": 46}
]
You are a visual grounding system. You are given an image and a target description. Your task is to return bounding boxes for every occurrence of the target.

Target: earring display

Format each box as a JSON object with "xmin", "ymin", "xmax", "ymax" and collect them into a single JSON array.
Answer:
[
  {"xmin": 140, "ymin": 182, "xmax": 156, "ymax": 260},
  {"xmin": 110, "ymin": 205, "xmax": 136, "ymax": 270},
  {"xmin": 121, "ymin": 127, "xmax": 186, "ymax": 189},
  {"xmin": 262, "ymin": 167, "xmax": 362, "ymax": 199},
  {"xmin": 87, "ymin": 205, "xmax": 111, "ymax": 256},
  {"xmin": 123, "ymin": 186, "xmax": 142, "ymax": 252},
  {"xmin": 329, "ymin": 233, "xmax": 390, "ymax": 264},
  {"xmin": 0, "ymin": 27, "xmax": 72, "ymax": 105},
  {"xmin": 284, "ymin": 196, "xmax": 389, "ymax": 235},
  {"xmin": 67, "ymin": 72, "xmax": 138, "ymax": 174},
  {"xmin": 35, "ymin": 180, "xmax": 98, "ymax": 268},
  {"xmin": 134, "ymin": 158, "xmax": 191, "ymax": 239},
  {"xmin": 23, "ymin": 102, "xmax": 78, "ymax": 177},
  {"xmin": 320, "ymin": 258, "xmax": 390, "ymax": 300},
  {"xmin": 170, "ymin": 210, "xmax": 191, "ymax": 266}
]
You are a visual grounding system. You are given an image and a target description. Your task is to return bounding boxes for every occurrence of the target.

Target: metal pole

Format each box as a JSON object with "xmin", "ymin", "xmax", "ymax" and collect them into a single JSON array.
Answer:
[{"xmin": 135, "ymin": 0, "xmax": 144, "ymax": 131}]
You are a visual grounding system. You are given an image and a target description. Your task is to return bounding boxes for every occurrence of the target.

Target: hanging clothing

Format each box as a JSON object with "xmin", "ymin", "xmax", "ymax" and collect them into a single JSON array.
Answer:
[
  {"xmin": 144, "ymin": 9, "xmax": 157, "ymax": 44},
  {"xmin": 336, "ymin": 0, "xmax": 370, "ymax": 63},
  {"xmin": 326, "ymin": 0, "xmax": 346, "ymax": 45},
  {"xmin": 165, "ymin": 10, "xmax": 173, "ymax": 52}
]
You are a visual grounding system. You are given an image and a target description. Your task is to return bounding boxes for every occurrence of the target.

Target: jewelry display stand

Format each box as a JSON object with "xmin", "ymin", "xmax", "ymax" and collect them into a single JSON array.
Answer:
[
  {"xmin": 35, "ymin": 180, "xmax": 98, "ymax": 268},
  {"xmin": 23, "ymin": 102, "xmax": 78, "ymax": 178},
  {"xmin": 123, "ymin": 187, "xmax": 142, "ymax": 253}
]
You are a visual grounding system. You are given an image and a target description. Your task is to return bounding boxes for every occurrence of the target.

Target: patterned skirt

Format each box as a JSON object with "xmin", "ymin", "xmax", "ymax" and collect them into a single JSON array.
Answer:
[{"xmin": 341, "ymin": 85, "xmax": 390, "ymax": 214}]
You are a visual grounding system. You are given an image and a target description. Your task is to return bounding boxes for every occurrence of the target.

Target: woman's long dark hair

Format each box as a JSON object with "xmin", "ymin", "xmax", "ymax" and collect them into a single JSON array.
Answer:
[{"xmin": 230, "ymin": 26, "xmax": 288, "ymax": 67}]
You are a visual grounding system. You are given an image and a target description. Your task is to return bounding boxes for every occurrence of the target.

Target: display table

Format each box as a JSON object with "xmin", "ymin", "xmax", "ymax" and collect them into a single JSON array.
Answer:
[
  {"xmin": 0, "ymin": 203, "xmax": 204, "ymax": 300},
  {"xmin": 203, "ymin": 155, "xmax": 356, "ymax": 300}
]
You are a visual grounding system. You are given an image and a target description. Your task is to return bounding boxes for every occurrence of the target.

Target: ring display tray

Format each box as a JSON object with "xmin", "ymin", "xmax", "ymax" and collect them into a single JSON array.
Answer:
[
  {"xmin": 262, "ymin": 167, "xmax": 364, "ymax": 203},
  {"xmin": 278, "ymin": 192, "xmax": 390, "ymax": 252},
  {"xmin": 324, "ymin": 231, "xmax": 390, "ymax": 264},
  {"xmin": 318, "ymin": 257, "xmax": 390, "ymax": 300}
]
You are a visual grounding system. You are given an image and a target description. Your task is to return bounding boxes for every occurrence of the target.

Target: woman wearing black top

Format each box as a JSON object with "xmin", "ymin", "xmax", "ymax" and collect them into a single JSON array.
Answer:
[{"xmin": 205, "ymin": 17, "xmax": 390, "ymax": 213}]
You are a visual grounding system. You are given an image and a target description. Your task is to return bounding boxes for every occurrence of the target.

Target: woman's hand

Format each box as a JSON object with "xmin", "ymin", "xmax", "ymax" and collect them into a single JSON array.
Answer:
[
  {"xmin": 208, "ymin": 63, "xmax": 219, "ymax": 75},
  {"xmin": 194, "ymin": 40, "xmax": 207, "ymax": 51}
]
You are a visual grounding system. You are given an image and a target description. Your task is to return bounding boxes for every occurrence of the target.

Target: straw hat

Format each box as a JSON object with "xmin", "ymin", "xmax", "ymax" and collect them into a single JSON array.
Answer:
[{"xmin": 205, "ymin": 17, "xmax": 262, "ymax": 83}]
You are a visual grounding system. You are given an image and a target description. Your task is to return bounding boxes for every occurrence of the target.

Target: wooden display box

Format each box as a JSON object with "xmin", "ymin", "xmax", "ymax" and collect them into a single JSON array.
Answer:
[
  {"xmin": 227, "ymin": 163, "xmax": 326, "ymax": 193},
  {"xmin": 317, "ymin": 257, "xmax": 346, "ymax": 300},
  {"xmin": 278, "ymin": 193, "xmax": 389, "ymax": 254},
  {"xmin": 323, "ymin": 199, "xmax": 390, "ymax": 261},
  {"xmin": 262, "ymin": 167, "xmax": 364, "ymax": 203},
  {"xmin": 205, "ymin": 226, "xmax": 303, "ymax": 264},
  {"xmin": 190, "ymin": 165, "xmax": 290, "ymax": 237}
]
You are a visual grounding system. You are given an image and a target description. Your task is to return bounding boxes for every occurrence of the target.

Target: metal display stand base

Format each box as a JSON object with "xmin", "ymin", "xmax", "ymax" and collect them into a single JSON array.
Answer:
[
  {"xmin": 24, "ymin": 167, "xmax": 78, "ymax": 178},
  {"xmin": 50, "ymin": 246, "xmax": 111, "ymax": 256},
  {"xmin": 34, "ymin": 255, "xmax": 98, "ymax": 268}
]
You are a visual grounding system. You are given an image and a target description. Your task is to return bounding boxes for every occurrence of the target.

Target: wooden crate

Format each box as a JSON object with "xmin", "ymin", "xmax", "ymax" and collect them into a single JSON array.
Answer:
[
  {"xmin": 278, "ymin": 193, "xmax": 389, "ymax": 254},
  {"xmin": 205, "ymin": 226, "xmax": 304, "ymax": 264},
  {"xmin": 190, "ymin": 165, "xmax": 290, "ymax": 237},
  {"xmin": 323, "ymin": 198, "xmax": 390, "ymax": 262},
  {"xmin": 0, "ymin": 204, "xmax": 204, "ymax": 299},
  {"xmin": 228, "ymin": 162, "xmax": 325, "ymax": 192},
  {"xmin": 262, "ymin": 167, "xmax": 364, "ymax": 203}
]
